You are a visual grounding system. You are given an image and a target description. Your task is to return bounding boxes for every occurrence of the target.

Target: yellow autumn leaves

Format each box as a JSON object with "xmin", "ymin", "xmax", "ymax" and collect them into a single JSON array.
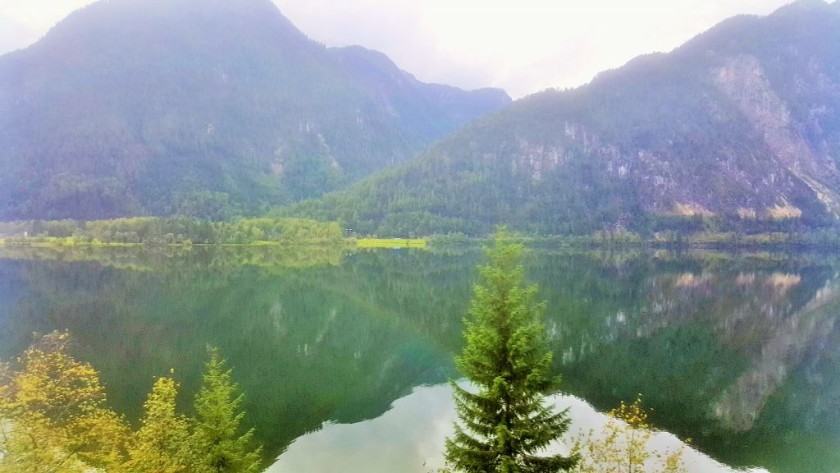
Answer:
[
  {"xmin": 0, "ymin": 331, "xmax": 128, "ymax": 472},
  {"xmin": 0, "ymin": 331, "xmax": 261, "ymax": 473}
]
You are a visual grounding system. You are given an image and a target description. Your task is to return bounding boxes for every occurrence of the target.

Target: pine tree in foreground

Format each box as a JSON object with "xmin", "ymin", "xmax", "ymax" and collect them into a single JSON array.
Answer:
[
  {"xmin": 445, "ymin": 229, "xmax": 577, "ymax": 473},
  {"xmin": 191, "ymin": 348, "xmax": 262, "ymax": 473}
]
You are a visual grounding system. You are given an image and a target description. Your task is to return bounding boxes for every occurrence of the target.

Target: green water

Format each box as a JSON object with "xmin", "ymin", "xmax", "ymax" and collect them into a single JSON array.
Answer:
[{"xmin": 0, "ymin": 245, "xmax": 838, "ymax": 472}]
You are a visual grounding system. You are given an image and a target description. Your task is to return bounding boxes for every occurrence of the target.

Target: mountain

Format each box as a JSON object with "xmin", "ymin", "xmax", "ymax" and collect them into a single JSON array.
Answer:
[
  {"xmin": 0, "ymin": 0, "xmax": 510, "ymax": 220},
  {"xmin": 288, "ymin": 0, "xmax": 840, "ymax": 236}
]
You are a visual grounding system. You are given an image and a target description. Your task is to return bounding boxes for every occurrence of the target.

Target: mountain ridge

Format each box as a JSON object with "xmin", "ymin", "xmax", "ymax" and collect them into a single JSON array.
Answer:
[
  {"xmin": 0, "ymin": 0, "xmax": 510, "ymax": 220},
  {"xmin": 285, "ymin": 0, "xmax": 840, "ymax": 236}
]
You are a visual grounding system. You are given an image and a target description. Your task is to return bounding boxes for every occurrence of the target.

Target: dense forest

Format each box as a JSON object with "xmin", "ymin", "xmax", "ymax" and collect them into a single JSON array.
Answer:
[{"xmin": 0, "ymin": 217, "xmax": 345, "ymax": 245}]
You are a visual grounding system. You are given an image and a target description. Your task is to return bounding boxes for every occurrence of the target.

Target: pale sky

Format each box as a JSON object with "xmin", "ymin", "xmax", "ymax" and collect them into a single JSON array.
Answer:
[{"xmin": 0, "ymin": 0, "xmax": 794, "ymax": 98}]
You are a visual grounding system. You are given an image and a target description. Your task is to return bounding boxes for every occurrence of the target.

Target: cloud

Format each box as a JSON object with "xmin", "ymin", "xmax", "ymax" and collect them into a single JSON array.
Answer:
[
  {"xmin": 0, "ymin": 0, "xmax": 96, "ymax": 55},
  {"xmin": 273, "ymin": 0, "xmax": 792, "ymax": 98},
  {"xmin": 0, "ymin": 15, "xmax": 40, "ymax": 55},
  {"xmin": 0, "ymin": 0, "xmax": 94, "ymax": 30}
]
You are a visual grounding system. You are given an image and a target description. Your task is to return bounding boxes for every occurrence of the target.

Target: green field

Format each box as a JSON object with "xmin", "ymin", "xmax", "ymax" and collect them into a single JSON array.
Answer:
[{"xmin": 356, "ymin": 238, "xmax": 427, "ymax": 249}]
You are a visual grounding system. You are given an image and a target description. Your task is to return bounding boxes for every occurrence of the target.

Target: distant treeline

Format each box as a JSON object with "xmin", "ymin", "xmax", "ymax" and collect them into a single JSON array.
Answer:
[
  {"xmin": 0, "ymin": 217, "xmax": 345, "ymax": 245},
  {"xmin": 6, "ymin": 214, "xmax": 840, "ymax": 249}
]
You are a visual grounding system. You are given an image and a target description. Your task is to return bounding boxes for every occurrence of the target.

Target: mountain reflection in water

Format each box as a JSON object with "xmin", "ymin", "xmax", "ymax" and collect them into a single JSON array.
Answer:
[{"xmin": 0, "ymin": 246, "xmax": 837, "ymax": 472}]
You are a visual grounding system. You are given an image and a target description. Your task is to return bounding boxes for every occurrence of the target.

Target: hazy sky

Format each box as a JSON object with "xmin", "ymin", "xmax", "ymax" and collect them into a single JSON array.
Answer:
[{"xmin": 0, "ymin": 0, "xmax": 793, "ymax": 98}]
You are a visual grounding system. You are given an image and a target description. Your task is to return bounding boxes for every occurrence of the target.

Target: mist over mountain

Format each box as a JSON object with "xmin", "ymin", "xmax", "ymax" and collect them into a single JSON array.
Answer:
[
  {"xmin": 0, "ymin": 0, "xmax": 510, "ymax": 220},
  {"xmin": 288, "ymin": 0, "xmax": 840, "ymax": 236}
]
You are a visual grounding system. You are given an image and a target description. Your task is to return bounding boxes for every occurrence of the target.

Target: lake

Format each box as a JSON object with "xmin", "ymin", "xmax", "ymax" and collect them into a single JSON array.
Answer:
[{"xmin": 0, "ymin": 244, "xmax": 838, "ymax": 472}]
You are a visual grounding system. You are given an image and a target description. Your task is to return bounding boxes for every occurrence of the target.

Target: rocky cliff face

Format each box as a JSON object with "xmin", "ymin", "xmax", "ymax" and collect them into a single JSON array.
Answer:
[{"xmin": 713, "ymin": 54, "xmax": 840, "ymax": 218}]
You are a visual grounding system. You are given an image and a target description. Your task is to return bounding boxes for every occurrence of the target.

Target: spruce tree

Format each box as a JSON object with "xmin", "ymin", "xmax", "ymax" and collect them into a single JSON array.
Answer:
[
  {"xmin": 191, "ymin": 348, "xmax": 262, "ymax": 473},
  {"xmin": 124, "ymin": 375, "xmax": 192, "ymax": 473},
  {"xmin": 445, "ymin": 229, "xmax": 577, "ymax": 473}
]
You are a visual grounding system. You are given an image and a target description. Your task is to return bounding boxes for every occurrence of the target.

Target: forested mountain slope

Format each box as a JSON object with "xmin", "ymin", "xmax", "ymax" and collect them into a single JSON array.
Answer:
[
  {"xmin": 0, "ymin": 0, "xmax": 510, "ymax": 220},
  {"xmin": 288, "ymin": 0, "xmax": 840, "ymax": 236}
]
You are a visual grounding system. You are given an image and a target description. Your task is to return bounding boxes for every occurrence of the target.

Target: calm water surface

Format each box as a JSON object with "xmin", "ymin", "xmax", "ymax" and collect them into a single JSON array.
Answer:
[{"xmin": 0, "ymin": 245, "xmax": 838, "ymax": 472}]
